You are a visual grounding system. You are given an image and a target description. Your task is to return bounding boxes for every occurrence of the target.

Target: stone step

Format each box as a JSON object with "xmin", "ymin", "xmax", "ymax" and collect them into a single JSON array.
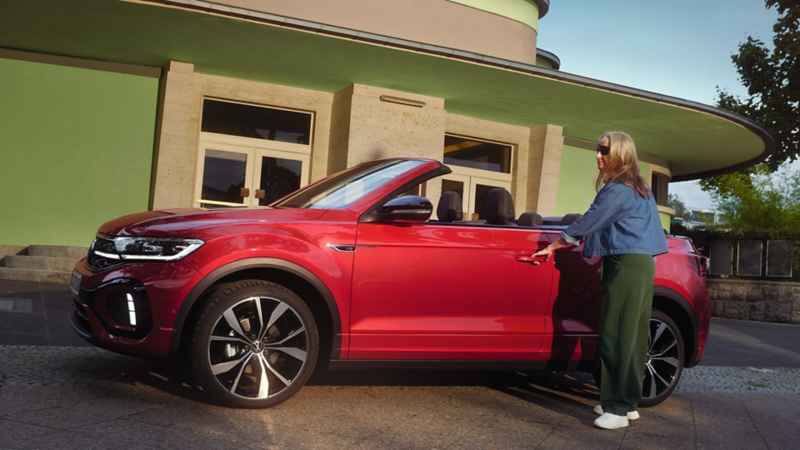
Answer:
[
  {"xmin": 27, "ymin": 245, "xmax": 89, "ymax": 259},
  {"xmin": 0, "ymin": 267, "xmax": 71, "ymax": 284},
  {"xmin": 4, "ymin": 255, "xmax": 80, "ymax": 272},
  {"xmin": 0, "ymin": 245, "xmax": 27, "ymax": 258}
]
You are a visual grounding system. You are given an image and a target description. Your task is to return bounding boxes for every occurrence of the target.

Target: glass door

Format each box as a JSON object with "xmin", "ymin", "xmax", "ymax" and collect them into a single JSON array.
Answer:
[
  {"xmin": 195, "ymin": 143, "xmax": 255, "ymax": 208},
  {"xmin": 469, "ymin": 176, "xmax": 512, "ymax": 220},
  {"xmin": 252, "ymin": 149, "xmax": 310, "ymax": 206},
  {"xmin": 440, "ymin": 174, "xmax": 471, "ymax": 220}
]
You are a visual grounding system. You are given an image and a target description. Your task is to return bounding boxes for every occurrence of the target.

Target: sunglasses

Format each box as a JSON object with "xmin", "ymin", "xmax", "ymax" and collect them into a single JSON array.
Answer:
[{"xmin": 596, "ymin": 144, "xmax": 611, "ymax": 156}]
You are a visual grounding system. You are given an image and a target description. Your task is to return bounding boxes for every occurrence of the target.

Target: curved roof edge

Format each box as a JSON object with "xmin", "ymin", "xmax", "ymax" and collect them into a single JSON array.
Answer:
[
  {"xmin": 149, "ymin": 0, "xmax": 771, "ymax": 181},
  {"xmin": 533, "ymin": 0, "xmax": 550, "ymax": 19},
  {"xmin": 536, "ymin": 48, "xmax": 560, "ymax": 70}
]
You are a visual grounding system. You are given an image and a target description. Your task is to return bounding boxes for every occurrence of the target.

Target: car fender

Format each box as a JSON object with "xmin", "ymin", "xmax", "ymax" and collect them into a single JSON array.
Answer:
[
  {"xmin": 653, "ymin": 285, "xmax": 700, "ymax": 367},
  {"xmin": 168, "ymin": 257, "xmax": 342, "ymax": 360}
]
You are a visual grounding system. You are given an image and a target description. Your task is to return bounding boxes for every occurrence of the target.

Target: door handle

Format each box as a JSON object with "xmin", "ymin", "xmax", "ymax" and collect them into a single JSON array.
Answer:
[
  {"xmin": 516, "ymin": 255, "xmax": 547, "ymax": 264},
  {"xmin": 240, "ymin": 188, "xmax": 250, "ymax": 198},
  {"xmin": 255, "ymin": 189, "xmax": 266, "ymax": 199}
]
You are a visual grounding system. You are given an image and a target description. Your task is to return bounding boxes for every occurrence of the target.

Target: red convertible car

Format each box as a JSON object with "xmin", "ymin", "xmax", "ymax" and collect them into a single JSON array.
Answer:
[{"xmin": 70, "ymin": 158, "xmax": 710, "ymax": 408}]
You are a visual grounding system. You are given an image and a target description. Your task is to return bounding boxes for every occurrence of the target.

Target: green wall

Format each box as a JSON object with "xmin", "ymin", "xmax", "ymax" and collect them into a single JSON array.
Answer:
[
  {"xmin": 554, "ymin": 145, "xmax": 651, "ymax": 216},
  {"xmin": 449, "ymin": 0, "xmax": 539, "ymax": 30},
  {"xmin": 0, "ymin": 58, "xmax": 158, "ymax": 247}
]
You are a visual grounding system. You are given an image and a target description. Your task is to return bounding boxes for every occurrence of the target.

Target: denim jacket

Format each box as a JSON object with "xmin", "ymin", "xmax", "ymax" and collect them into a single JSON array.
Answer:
[{"xmin": 561, "ymin": 182, "xmax": 669, "ymax": 258}]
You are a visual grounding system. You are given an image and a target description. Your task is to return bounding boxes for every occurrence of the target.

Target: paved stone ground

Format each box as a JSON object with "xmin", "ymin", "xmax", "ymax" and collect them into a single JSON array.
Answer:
[{"xmin": 1, "ymin": 345, "xmax": 799, "ymax": 449}]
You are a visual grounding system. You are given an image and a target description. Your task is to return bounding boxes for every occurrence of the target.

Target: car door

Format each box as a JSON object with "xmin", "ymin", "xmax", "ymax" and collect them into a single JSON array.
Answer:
[
  {"xmin": 538, "ymin": 234, "xmax": 603, "ymax": 365},
  {"xmin": 349, "ymin": 221, "xmax": 555, "ymax": 360}
]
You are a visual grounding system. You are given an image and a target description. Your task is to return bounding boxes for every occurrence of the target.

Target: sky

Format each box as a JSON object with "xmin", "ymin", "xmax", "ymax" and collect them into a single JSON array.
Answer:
[{"xmin": 536, "ymin": 0, "xmax": 796, "ymax": 210}]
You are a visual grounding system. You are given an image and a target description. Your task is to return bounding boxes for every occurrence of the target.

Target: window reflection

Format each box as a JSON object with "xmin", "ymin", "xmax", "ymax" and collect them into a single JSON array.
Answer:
[
  {"xmin": 201, "ymin": 150, "xmax": 246, "ymax": 204},
  {"xmin": 443, "ymin": 136, "xmax": 511, "ymax": 173},
  {"xmin": 202, "ymin": 99, "xmax": 312, "ymax": 145}
]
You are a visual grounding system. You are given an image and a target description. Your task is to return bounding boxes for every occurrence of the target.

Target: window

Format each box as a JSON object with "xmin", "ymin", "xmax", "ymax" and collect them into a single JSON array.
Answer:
[
  {"xmin": 651, "ymin": 172, "xmax": 669, "ymax": 207},
  {"xmin": 201, "ymin": 99, "xmax": 312, "ymax": 145},
  {"xmin": 441, "ymin": 135, "xmax": 513, "ymax": 219},
  {"xmin": 443, "ymin": 135, "xmax": 511, "ymax": 173},
  {"xmin": 195, "ymin": 99, "xmax": 312, "ymax": 208}
]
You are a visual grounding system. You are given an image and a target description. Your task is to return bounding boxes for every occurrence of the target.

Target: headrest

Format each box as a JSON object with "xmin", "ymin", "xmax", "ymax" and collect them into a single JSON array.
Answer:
[
  {"xmin": 437, "ymin": 191, "xmax": 462, "ymax": 222},
  {"xmin": 516, "ymin": 212, "xmax": 543, "ymax": 227},
  {"xmin": 561, "ymin": 213, "xmax": 582, "ymax": 225},
  {"xmin": 485, "ymin": 188, "xmax": 515, "ymax": 225}
]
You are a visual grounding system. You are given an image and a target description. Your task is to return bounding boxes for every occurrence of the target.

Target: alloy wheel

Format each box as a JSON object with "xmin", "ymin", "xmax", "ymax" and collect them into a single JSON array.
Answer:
[
  {"xmin": 642, "ymin": 317, "xmax": 682, "ymax": 400},
  {"xmin": 207, "ymin": 296, "xmax": 308, "ymax": 400}
]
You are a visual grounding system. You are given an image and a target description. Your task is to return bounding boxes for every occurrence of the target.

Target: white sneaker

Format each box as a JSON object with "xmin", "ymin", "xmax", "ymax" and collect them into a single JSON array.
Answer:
[
  {"xmin": 593, "ymin": 412, "xmax": 629, "ymax": 429},
  {"xmin": 594, "ymin": 405, "xmax": 639, "ymax": 420}
]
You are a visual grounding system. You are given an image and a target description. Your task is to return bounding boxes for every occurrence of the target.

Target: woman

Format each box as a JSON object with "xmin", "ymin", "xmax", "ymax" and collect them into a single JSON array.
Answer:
[{"xmin": 533, "ymin": 131, "xmax": 668, "ymax": 430}]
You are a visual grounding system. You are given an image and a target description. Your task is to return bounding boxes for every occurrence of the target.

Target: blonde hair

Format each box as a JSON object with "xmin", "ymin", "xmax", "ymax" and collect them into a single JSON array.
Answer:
[{"xmin": 596, "ymin": 131, "xmax": 651, "ymax": 199}]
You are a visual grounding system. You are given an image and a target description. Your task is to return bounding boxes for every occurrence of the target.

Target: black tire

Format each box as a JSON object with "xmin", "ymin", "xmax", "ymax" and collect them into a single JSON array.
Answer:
[
  {"xmin": 640, "ymin": 309, "xmax": 684, "ymax": 407},
  {"xmin": 591, "ymin": 309, "xmax": 685, "ymax": 408},
  {"xmin": 191, "ymin": 280, "xmax": 319, "ymax": 408}
]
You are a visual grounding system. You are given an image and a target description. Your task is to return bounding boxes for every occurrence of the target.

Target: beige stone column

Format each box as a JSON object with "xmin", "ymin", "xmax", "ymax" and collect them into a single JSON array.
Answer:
[
  {"xmin": 150, "ymin": 61, "xmax": 199, "ymax": 210},
  {"xmin": 328, "ymin": 84, "xmax": 446, "ymax": 205},
  {"xmin": 526, "ymin": 124, "xmax": 563, "ymax": 216}
]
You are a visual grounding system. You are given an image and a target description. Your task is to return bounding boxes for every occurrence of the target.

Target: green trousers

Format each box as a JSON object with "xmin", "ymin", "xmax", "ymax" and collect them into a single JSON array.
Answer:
[{"xmin": 599, "ymin": 253, "xmax": 655, "ymax": 417}]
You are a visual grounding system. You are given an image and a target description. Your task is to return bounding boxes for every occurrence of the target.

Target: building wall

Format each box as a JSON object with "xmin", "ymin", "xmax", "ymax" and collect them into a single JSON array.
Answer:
[
  {"xmin": 0, "ymin": 56, "xmax": 158, "ymax": 247},
  {"xmin": 150, "ymin": 63, "xmax": 335, "ymax": 209},
  {"xmin": 213, "ymin": 0, "xmax": 539, "ymax": 65}
]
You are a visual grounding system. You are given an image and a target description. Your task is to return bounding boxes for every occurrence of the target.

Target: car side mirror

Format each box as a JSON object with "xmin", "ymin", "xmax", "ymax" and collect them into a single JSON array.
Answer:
[{"xmin": 362, "ymin": 195, "xmax": 433, "ymax": 223}]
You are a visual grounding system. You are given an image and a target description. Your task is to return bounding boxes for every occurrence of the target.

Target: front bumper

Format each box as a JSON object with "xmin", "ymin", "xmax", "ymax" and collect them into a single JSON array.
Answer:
[{"xmin": 69, "ymin": 258, "xmax": 203, "ymax": 359}]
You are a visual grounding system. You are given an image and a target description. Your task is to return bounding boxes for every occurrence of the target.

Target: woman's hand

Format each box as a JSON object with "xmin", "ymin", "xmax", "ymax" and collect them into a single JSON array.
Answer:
[{"xmin": 532, "ymin": 246, "xmax": 554, "ymax": 263}]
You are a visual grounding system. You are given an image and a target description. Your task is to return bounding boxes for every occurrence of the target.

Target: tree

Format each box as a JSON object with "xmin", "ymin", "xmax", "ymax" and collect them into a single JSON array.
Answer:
[
  {"xmin": 702, "ymin": 0, "xmax": 799, "ymax": 195},
  {"xmin": 708, "ymin": 163, "xmax": 800, "ymax": 233},
  {"xmin": 668, "ymin": 193, "xmax": 692, "ymax": 221}
]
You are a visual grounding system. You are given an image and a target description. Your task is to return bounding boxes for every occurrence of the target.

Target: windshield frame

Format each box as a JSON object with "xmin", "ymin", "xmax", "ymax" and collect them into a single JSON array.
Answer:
[{"xmin": 271, "ymin": 159, "xmax": 434, "ymax": 211}]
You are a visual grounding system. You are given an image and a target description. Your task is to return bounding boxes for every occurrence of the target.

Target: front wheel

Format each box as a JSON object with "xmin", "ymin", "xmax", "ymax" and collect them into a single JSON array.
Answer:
[{"xmin": 191, "ymin": 280, "xmax": 319, "ymax": 408}]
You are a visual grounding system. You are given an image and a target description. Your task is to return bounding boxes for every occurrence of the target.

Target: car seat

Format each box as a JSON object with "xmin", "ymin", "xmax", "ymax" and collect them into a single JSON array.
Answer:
[
  {"xmin": 437, "ymin": 191, "xmax": 462, "ymax": 222},
  {"xmin": 484, "ymin": 188, "xmax": 515, "ymax": 225}
]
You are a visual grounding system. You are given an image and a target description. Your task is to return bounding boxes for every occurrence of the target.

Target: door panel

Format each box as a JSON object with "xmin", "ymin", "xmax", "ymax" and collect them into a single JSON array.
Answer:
[
  {"xmin": 253, "ymin": 150, "xmax": 309, "ymax": 206},
  {"xmin": 350, "ymin": 222, "xmax": 554, "ymax": 360},
  {"xmin": 196, "ymin": 144, "xmax": 254, "ymax": 207},
  {"xmin": 538, "ymin": 239, "xmax": 603, "ymax": 364}
]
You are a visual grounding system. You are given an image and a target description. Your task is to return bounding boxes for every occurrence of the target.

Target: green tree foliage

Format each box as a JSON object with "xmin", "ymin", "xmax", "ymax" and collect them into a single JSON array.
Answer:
[
  {"xmin": 708, "ymin": 163, "xmax": 800, "ymax": 233},
  {"xmin": 668, "ymin": 193, "xmax": 691, "ymax": 221},
  {"xmin": 702, "ymin": 0, "xmax": 799, "ymax": 196}
]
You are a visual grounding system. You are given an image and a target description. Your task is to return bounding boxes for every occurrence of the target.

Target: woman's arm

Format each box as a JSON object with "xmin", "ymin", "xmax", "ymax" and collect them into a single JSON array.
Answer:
[{"xmin": 532, "ymin": 237, "xmax": 569, "ymax": 262}]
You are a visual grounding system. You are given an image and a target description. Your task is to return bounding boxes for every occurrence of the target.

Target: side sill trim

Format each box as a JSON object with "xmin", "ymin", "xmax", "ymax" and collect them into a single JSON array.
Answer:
[{"xmin": 327, "ymin": 359, "xmax": 599, "ymax": 372}]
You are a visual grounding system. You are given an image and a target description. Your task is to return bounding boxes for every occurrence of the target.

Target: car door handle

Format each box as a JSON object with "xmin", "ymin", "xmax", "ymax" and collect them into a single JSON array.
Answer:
[{"xmin": 516, "ymin": 255, "xmax": 547, "ymax": 264}]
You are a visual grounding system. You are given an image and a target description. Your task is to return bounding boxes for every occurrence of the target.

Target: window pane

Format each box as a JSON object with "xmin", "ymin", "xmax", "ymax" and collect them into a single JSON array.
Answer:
[
  {"xmin": 259, "ymin": 157, "xmax": 302, "ymax": 206},
  {"xmin": 201, "ymin": 99, "xmax": 311, "ymax": 145},
  {"xmin": 443, "ymin": 136, "xmax": 511, "ymax": 173},
  {"xmin": 473, "ymin": 184, "xmax": 496, "ymax": 220},
  {"xmin": 201, "ymin": 149, "xmax": 247, "ymax": 204},
  {"xmin": 441, "ymin": 179, "xmax": 464, "ymax": 200}
]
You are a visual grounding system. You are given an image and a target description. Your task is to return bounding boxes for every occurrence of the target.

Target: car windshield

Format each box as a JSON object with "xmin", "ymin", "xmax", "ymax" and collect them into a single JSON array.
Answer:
[{"xmin": 273, "ymin": 160, "xmax": 426, "ymax": 209}]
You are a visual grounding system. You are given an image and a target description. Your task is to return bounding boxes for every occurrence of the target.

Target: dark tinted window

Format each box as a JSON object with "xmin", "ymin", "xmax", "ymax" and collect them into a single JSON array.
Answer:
[
  {"xmin": 443, "ymin": 136, "xmax": 511, "ymax": 173},
  {"xmin": 651, "ymin": 172, "xmax": 669, "ymax": 206},
  {"xmin": 201, "ymin": 99, "xmax": 312, "ymax": 145}
]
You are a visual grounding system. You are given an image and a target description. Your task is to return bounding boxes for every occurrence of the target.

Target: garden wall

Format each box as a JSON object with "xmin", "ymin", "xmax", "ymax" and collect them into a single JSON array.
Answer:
[{"xmin": 707, "ymin": 279, "xmax": 800, "ymax": 324}]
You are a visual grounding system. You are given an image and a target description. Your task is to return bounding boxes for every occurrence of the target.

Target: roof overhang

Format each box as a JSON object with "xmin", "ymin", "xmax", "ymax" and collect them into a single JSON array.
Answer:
[{"xmin": 0, "ymin": 0, "xmax": 771, "ymax": 181}]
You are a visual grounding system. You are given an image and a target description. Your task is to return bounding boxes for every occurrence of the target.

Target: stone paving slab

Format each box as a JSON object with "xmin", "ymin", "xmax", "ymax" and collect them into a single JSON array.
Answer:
[{"xmin": 0, "ymin": 346, "xmax": 799, "ymax": 449}]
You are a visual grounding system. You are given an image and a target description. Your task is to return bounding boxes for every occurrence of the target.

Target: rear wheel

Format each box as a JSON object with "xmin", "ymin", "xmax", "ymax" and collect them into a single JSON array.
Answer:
[
  {"xmin": 592, "ymin": 309, "xmax": 685, "ymax": 407},
  {"xmin": 191, "ymin": 280, "xmax": 319, "ymax": 408},
  {"xmin": 640, "ymin": 309, "xmax": 684, "ymax": 407}
]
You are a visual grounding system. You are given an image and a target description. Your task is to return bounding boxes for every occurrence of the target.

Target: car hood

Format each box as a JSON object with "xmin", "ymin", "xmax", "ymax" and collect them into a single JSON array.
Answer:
[{"xmin": 99, "ymin": 207, "xmax": 328, "ymax": 237}]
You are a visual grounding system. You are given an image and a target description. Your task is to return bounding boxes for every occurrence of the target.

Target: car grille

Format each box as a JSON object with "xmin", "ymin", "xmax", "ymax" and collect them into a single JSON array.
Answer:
[{"xmin": 84, "ymin": 236, "xmax": 122, "ymax": 272}]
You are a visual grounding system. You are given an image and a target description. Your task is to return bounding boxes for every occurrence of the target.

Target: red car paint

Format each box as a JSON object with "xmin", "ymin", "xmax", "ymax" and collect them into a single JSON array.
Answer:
[{"xmin": 71, "ymin": 158, "xmax": 709, "ymax": 371}]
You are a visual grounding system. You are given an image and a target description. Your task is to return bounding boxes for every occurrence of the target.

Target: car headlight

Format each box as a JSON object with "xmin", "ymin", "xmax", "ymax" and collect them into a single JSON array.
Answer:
[{"xmin": 93, "ymin": 236, "xmax": 205, "ymax": 262}]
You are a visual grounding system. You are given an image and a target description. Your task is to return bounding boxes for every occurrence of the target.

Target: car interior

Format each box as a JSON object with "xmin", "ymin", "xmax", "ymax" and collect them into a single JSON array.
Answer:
[{"xmin": 432, "ymin": 188, "xmax": 582, "ymax": 229}]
